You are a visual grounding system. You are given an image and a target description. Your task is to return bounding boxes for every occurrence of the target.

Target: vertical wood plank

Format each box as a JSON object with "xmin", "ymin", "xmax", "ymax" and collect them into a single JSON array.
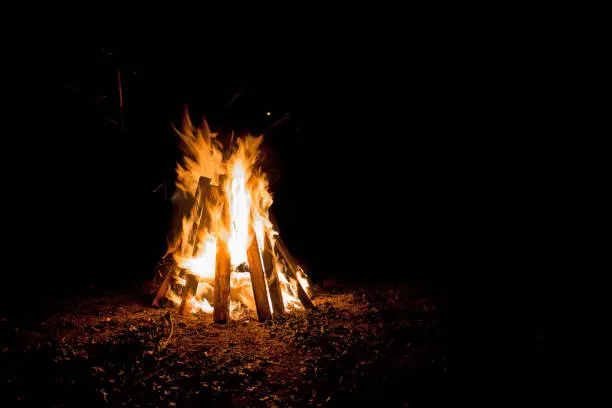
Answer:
[
  {"xmin": 246, "ymin": 223, "xmax": 273, "ymax": 322},
  {"xmin": 263, "ymin": 232, "xmax": 285, "ymax": 315},
  {"xmin": 270, "ymin": 214, "xmax": 314, "ymax": 309},
  {"xmin": 214, "ymin": 175, "xmax": 232, "ymax": 323}
]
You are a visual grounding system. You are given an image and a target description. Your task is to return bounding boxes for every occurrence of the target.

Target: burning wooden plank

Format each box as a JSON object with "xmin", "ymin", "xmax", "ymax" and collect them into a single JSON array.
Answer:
[
  {"xmin": 178, "ymin": 273, "xmax": 198, "ymax": 315},
  {"xmin": 152, "ymin": 269, "xmax": 174, "ymax": 307},
  {"xmin": 246, "ymin": 222, "xmax": 273, "ymax": 322},
  {"xmin": 270, "ymin": 215, "xmax": 314, "ymax": 310},
  {"xmin": 180, "ymin": 176, "xmax": 220, "ymax": 314},
  {"xmin": 263, "ymin": 232, "xmax": 285, "ymax": 315},
  {"xmin": 213, "ymin": 240, "xmax": 232, "ymax": 322},
  {"xmin": 214, "ymin": 175, "xmax": 232, "ymax": 323},
  {"xmin": 189, "ymin": 176, "xmax": 212, "ymax": 256},
  {"xmin": 276, "ymin": 239, "xmax": 314, "ymax": 310},
  {"xmin": 153, "ymin": 176, "xmax": 210, "ymax": 308}
]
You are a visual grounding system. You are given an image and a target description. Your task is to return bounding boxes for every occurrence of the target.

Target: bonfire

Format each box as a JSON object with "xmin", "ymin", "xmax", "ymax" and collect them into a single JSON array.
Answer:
[{"xmin": 153, "ymin": 113, "xmax": 313, "ymax": 322}]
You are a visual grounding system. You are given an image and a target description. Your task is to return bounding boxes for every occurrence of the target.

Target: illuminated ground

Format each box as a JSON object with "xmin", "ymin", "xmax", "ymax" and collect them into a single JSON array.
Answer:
[{"xmin": 1, "ymin": 282, "xmax": 447, "ymax": 407}]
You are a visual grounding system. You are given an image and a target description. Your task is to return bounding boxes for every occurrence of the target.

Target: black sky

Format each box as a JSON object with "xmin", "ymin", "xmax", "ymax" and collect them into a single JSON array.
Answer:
[{"xmin": 3, "ymin": 27, "xmax": 564, "ymax": 314}]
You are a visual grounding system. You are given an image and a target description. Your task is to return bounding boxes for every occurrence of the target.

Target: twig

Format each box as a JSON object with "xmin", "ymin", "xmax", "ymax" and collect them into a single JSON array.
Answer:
[
  {"xmin": 160, "ymin": 313, "xmax": 174, "ymax": 350},
  {"xmin": 134, "ymin": 368, "xmax": 164, "ymax": 386},
  {"xmin": 264, "ymin": 112, "xmax": 291, "ymax": 134},
  {"xmin": 117, "ymin": 69, "xmax": 123, "ymax": 110},
  {"xmin": 224, "ymin": 91, "xmax": 243, "ymax": 108}
]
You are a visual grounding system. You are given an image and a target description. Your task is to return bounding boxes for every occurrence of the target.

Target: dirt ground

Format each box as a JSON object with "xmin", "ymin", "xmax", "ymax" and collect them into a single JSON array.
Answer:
[{"xmin": 0, "ymin": 282, "xmax": 448, "ymax": 407}]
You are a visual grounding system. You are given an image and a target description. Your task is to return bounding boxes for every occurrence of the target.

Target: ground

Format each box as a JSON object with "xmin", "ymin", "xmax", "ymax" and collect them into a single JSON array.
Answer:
[{"xmin": 1, "ymin": 282, "xmax": 448, "ymax": 407}]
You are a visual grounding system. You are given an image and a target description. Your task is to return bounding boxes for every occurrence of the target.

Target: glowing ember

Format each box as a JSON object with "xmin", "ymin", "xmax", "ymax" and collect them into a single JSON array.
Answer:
[{"xmin": 162, "ymin": 113, "xmax": 311, "ymax": 320}]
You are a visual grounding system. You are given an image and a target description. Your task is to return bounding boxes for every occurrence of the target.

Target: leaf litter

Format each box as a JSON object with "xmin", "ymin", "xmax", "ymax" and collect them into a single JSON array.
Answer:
[{"xmin": 0, "ymin": 282, "xmax": 447, "ymax": 407}]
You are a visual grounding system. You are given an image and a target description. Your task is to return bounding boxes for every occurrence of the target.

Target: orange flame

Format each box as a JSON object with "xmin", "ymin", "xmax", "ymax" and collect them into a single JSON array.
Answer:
[{"xmin": 165, "ymin": 114, "xmax": 310, "ymax": 319}]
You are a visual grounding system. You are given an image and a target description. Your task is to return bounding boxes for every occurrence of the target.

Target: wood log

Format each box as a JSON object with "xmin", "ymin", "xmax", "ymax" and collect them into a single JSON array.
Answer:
[
  {"xmin": 152, "ymin": 266, "xmax": 174, "ymax": 307},
  {"xmin": 277, "ymin": 242, "xmax": 314, "ymax": 309},
  {"xmin": 189, "ymin": 176, "xmax": 212, "ymax": 257},
  {"xmin": 178, "ymin": 273, "xmax": 198, "ymax": 315},
  {"xmin": 269, "ymin": 214, "xmax": 314, "ymax": 309},
  {"xmin": 263, "ymin": 232, "xmax": 285, "ymax": 315},
  {"xmin": 155, "ymin": 176, "xmax": 211, "ymax": 306},
  {"xmin": 246, "ymin": 222, "xmax": 273, "ymax": 322},
  {"xmin": 186, "ymin": 177, "xmax": 221, "ymax": 310},
  {"xmin": 179, "ymin": 176, "xmax": 217, "ymax": 314},
  {"xmin": 214, "ymin": 240, "xmax": 231, "ymax": 322},
  {"xmin": 166, "ymin": 189, "xmax": 193, "ymax": 257},
  {"xmin": 213, "ymin": 175, "xmax": 232, "ymax": 323}
]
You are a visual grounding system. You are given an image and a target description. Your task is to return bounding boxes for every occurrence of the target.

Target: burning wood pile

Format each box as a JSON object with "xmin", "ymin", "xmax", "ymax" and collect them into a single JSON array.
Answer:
[{"xmin": 153, "ymin": 114, "xmax": 313, "ymax": 322}]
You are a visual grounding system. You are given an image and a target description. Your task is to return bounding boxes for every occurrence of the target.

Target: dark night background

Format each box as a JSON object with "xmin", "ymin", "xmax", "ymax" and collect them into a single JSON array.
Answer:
[
  {"xmin": 3, "ymin": 25, "xmax": 561, "ymax": 343},
  {"xmin": 5, "ymin": 40, "xmax": 454, "ymax": 297},
  {"xmin": 0, "ymin": 17, "xmax": 568, "ymax": 405}
]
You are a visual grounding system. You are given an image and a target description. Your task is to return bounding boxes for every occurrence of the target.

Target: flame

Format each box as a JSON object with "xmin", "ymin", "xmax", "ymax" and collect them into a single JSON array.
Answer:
[
  {"xmin": 297, "ymin": 267, "xmax": 311, "ymax": 296},
  {"xmin": 189, "ymin": 297, "xmax": 214, "ymax": 314},
  {"xmin": 165, "ymin": 113, "xmax": 310, "ymax": 320}
]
